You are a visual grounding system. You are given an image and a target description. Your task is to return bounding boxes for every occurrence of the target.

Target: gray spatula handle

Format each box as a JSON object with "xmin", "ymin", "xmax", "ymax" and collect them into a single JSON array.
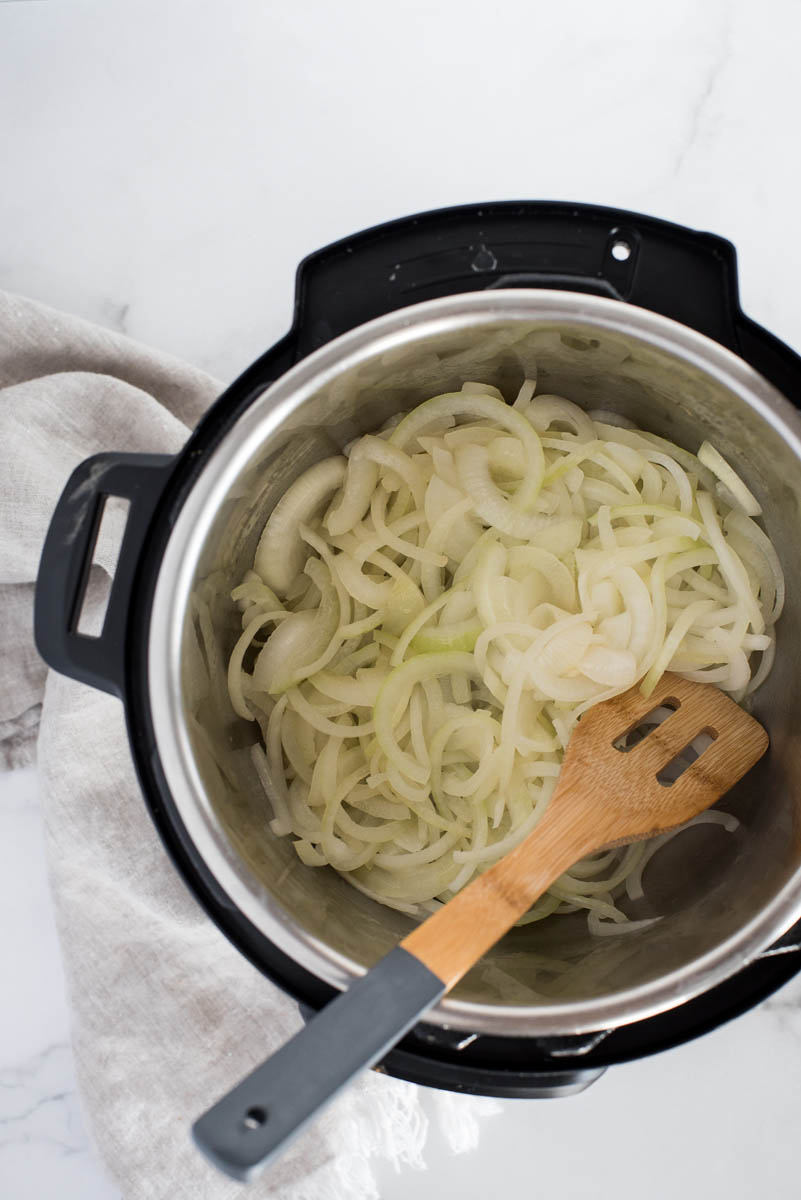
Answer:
[{"xmin": 192, "ymin": 946, "xmax": 446, "ymax": 1181}]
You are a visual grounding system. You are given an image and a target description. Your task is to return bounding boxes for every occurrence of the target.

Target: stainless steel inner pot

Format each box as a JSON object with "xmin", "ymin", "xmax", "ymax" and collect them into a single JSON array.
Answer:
[{"xmin": 148, "ymin": 290, "xmax": 801, "ymax": 1037}]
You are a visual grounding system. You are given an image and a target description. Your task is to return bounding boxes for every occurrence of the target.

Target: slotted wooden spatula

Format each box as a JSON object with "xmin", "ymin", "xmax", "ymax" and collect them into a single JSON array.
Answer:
[{"xmin": 193, "ymin": 673, "xmax": 768, "ymax": 1181}]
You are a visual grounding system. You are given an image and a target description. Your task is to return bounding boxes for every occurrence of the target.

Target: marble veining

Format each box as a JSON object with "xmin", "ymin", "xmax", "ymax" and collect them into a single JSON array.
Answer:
[
  {"xmin": 673, "ymin": 10, "xmax": 732, "ymax": 176},
  {"xmin": 0, "ymin": 1044, "xmax": 85, "ymax": 1158}
]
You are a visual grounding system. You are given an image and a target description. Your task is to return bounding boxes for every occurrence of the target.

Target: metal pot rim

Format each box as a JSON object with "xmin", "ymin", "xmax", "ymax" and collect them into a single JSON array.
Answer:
[{"xmin": 147, "ymin": 289, "xmax": 801, "ymax": 1037}]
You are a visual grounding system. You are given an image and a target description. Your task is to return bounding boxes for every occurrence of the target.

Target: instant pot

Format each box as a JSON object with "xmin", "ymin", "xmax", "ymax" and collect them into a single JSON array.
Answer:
[{"xmin": 34, "ymin": 202, "xmax": 801, "ymax": 1098}]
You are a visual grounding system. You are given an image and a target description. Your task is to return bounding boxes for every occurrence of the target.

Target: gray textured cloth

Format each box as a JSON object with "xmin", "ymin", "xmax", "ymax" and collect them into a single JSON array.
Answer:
[{"xmin": 0, "ymin": 292, "xmax": 498, "ymax": 1199}]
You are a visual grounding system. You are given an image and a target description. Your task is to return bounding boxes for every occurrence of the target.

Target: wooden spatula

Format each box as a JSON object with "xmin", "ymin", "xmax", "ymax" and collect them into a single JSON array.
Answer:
[{"xmin": 193, "ymin": 673, "xmax": 768, "ymax": 1181}]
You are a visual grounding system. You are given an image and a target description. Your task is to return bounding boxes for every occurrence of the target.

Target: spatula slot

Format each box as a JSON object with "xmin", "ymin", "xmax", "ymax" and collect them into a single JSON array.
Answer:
[
  {"xmin": 613, "ymin": 700, "xmax": 679, "ymax": 752},
  {"xmin": 656, "ymin": 729, "xmax": 718, "ymax": 786}
]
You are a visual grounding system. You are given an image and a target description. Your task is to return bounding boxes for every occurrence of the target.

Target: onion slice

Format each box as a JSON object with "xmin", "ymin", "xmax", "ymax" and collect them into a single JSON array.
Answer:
[
  {"xmin": 698, "ymin": 441, "xmax": 762, "ymax": 516},
  {"xmin": 255, "ymin": 456, "xmax": 346, "ymax": 595}
]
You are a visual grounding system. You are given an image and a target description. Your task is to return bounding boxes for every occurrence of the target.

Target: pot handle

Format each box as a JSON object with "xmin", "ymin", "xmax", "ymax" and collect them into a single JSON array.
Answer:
[
  {"xmin": 34, "ymin": 452, "xmax": 174, "ymax": 698},
  {"xmin": 293, "ymin": 201, "xmax": 743, "ymax": 356}
]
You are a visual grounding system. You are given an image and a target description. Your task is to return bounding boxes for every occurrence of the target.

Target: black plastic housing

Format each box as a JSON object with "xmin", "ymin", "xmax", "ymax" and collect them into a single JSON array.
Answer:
[{"xmin": 34, "ymin": 202, "xmax": 801, "ymax": 1098}]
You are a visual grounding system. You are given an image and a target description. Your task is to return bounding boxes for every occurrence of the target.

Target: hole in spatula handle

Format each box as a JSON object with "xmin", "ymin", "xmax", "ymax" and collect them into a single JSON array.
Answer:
[{"xmin": 243, "ymin": 1106, "xmax": 268, "ymax": 1131}]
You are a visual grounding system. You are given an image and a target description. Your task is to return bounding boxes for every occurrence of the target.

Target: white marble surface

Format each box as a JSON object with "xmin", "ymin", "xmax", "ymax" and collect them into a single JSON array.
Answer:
[{"xmin": 4, "ymin": 1, "xmax": 801, "ymax": 1196}]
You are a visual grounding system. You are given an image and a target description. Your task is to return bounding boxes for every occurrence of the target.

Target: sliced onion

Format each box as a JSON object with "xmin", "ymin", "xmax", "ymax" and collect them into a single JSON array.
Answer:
[
  {"xmin": 390, "ymin": 391, "xmax": 545, "ymax": 509},
  {"xmin": 253, "ymin": 559, "xmax": 341, "ymax": 693},
  {"xmin": 255, "ymin": 456, "xmax": 346, "ymax": 595},
  {"xmin": 580, "ymin": 646, "xmax": 637, "ymax": 688},
  {"xmin": 524, "ymin": 394, "xmax": 596, "ymax": 442},
  {"xmin": 698, "ymin": 441, "xmax": 762, "ymax": 516},
  {"xmin": 223, "ymin": 377, "xmax": 781, "ymax": 937},
  {"xmin": 455, "ymin": 444, "xmax": 556, "ymax": 540}
]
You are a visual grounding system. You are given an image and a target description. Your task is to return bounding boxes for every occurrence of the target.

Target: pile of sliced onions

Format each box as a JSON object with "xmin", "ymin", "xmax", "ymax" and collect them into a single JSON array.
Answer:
[{"xmin": 226, "ymin": 381, "xmax": 783, "ymax": 932}]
